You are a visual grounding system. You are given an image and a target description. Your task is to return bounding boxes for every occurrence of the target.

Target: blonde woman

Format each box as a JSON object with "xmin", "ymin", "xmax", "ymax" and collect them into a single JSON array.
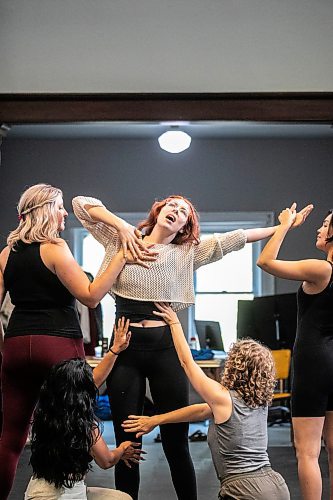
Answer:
[
  {"xmin": 123, "ymin": 303, "xmax": 290, "ymax": 499},
  {"xmin": 0, "ymin": 184, "xmax": 154, "ymax": 500}
]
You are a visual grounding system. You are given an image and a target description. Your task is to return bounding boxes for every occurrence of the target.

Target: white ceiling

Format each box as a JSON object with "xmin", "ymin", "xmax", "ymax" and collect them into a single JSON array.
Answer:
[{"xmin": 6, "ymin": 121, "xmax": 333, "ymax": 139}]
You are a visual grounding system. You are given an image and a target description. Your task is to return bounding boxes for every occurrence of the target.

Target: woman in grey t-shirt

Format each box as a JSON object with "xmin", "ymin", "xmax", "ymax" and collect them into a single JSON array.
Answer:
[{"xmin": 123, "ymin": 303, "xmax": 290, "ymax": 500}]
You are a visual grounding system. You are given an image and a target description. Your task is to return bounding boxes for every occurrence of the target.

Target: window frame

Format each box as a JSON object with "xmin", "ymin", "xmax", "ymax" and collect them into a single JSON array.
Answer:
[{"xmin": 188, "ymin": 212, "xmax": 274, "ymax": 339}]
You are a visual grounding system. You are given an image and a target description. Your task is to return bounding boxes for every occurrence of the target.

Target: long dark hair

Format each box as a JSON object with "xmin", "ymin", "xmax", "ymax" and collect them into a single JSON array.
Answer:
[{"xmin": 30, "ymin": 358, "xmax": 101, "ymax": 489}]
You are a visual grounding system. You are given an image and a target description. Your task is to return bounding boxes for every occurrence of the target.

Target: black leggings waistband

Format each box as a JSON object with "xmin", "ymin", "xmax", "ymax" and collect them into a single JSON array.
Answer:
[{"xmin": 114, "ymin": 324, "xmax": 174, "ymax": 351}]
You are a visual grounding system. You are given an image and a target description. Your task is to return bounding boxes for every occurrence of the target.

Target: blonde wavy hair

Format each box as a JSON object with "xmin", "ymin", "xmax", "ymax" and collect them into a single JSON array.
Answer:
[
  {"xmin": 7, "ymin": 184, "xmax": 63, "ymax": 249},
  {"xmin": 221, "ymin": 338, "xmax": 276, "ymax": 408}
]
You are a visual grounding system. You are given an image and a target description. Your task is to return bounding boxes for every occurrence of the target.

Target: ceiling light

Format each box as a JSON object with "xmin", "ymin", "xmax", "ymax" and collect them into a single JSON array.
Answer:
[{"xmin": 158, "ymin": 130, "xmax": 191, "ymax": 154}]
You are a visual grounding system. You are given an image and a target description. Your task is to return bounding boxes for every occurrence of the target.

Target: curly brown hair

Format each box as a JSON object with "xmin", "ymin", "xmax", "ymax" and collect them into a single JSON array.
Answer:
[{"xmin": 221, "ymin": 338, "xmax": 276, "ymax": 408}]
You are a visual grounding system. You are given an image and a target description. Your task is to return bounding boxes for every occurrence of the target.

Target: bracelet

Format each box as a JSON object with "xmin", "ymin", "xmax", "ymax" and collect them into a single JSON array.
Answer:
[
  {"xmin": 169, "ymin": 322, "xmax": 180, "ymax": 326},
  {"xmin": 109, "ymin": 347, "xmax": 120, "ymax": 355}
]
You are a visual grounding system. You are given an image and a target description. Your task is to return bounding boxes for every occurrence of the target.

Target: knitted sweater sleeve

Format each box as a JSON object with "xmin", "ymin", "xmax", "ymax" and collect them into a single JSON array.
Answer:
[
  {"xmin": 193, "ymin": 230, "xmax": 247, "ymax": 270},
  {"xmin": 72, "ymin": 196, "xmax": 119, "ymax": 250}
]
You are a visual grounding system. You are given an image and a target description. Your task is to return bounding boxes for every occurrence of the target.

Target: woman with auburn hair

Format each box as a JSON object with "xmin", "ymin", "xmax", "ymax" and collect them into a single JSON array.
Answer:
[
  {"xmin": 73, "ymin": 194, "xmax": 311, "ymax": 500},
  {"xmin": 0, "ymin": 184, "xmax": 154, "ymax": 500},
  {"xmin": 25, "ymin": 358, "xmax": 144, "ymax": 500},
  {"xmin": 257, "ymin": 204, "xmax": 333, "ymax": 500},
  {"xmin": 123, "ymin": 303, "xmax": 290, "ymax": 500}
]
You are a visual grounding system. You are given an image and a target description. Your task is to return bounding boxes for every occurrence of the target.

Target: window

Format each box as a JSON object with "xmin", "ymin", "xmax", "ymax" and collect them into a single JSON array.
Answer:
[
  {"xmin": 82, "ymin": 234, "xmax": 115, "ymax": 340},
  {"xmin": 195, "ymin": 235, "xmax": 255, "ymax": 351},
  {"xmin": 190, "ymin": 213, "xmax": 274, "ymax": 350}
]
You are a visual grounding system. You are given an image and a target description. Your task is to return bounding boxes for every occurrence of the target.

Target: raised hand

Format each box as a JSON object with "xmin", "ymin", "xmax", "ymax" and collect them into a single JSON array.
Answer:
[
  {"xmin": 120, "ymin": 441, "xmax": 146, "ymax": 468},
  {"xmin": 278, "ymin": 204, "xmax": 297, "ymax": 228},
  {"xmin": 111, "ymin": 317, "xmax": 131, "ymax": 354},
  {"xmin": 122, "ymin": 415, "xmax": 157, "ymax": 438},
  {"xmin": 278, "ymin": 203, "xmax": 314, "ymax": 230},
  {"xmin": 292, "ymin": 203, "xmax": 314, "ymax": 228}
]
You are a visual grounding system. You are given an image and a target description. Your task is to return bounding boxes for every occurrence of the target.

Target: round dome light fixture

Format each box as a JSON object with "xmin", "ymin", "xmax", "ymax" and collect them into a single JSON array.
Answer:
[{"xmin": 158, "ymin": 130, "xmax": 191, "ymax": 154}]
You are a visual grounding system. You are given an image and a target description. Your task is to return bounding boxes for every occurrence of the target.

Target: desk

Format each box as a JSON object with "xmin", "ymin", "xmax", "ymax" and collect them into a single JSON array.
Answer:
[
  {"xmin": 86, "ymin": 356, "xmax": 225, "ymax": 382},
  {"xmin": 86, "ymin": 356, "xmax": 103, "ymax": 369},
  {"xmin": 196, "ymin": 358, "xmax": 225, "ymax": 382}
]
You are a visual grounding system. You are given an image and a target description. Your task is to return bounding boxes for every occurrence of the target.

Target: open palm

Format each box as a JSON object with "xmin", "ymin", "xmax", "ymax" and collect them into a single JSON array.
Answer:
[{"xmin": 292, "ymin": 204, "xmax": 314, "ymax": 228}]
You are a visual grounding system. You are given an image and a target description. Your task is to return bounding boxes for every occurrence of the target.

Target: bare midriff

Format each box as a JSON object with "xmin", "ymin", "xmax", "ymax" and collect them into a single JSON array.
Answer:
[{"xmin": 130, "ymin": 319, "xmax": 167, "ymax": 328}]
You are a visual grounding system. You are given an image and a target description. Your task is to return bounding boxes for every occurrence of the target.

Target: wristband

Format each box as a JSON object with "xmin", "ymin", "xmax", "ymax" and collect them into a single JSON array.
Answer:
[{"xmin": 109, "ymin": 347, "xmax": 120, "ymax": 355}]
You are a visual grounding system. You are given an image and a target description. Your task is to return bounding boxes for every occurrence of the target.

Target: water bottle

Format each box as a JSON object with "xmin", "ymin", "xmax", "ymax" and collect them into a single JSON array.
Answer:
[
  {"xmin": 189, "ymin": 336, "xmax": 198, "ymax": 350},
  {"xmin": 94, "ymin": 342, "xmax": 102, "ymax": 358}
]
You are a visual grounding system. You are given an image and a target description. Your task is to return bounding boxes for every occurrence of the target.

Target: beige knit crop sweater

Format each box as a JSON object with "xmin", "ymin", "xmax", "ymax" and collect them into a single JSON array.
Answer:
[{"xmin": 72, "ymin": 196, "xmax": 247, "ymax": 311}]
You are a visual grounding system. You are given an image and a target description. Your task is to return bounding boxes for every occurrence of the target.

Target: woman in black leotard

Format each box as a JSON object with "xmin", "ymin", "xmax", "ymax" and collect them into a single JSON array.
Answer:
[{"xmin": 257, "ymin": 204, "xmax": 333, "ymax": 500}]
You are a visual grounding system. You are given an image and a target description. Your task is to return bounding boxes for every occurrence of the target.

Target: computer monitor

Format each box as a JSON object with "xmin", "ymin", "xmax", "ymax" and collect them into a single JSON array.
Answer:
[
  {"xmin": 237, "ymin": 293, "xmax": 296, "ymax": 350},
  {"xmin": 194, "ymin": 320, "xmax": 224, "ymax": 351}
]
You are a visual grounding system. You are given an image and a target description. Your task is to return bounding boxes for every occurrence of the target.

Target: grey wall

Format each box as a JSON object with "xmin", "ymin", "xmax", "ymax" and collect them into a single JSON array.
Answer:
[
  {"xmin": 1, "ymin": 0, "xmax": 333, "ymax": 92},
  {"xmin": 1, "ymin": 137, "xmax": 332, "ymax": 294}
]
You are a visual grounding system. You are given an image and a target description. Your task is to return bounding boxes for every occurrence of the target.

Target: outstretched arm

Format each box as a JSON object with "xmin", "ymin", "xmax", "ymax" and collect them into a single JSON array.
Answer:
[
  {"xmin": 43, "ymin": 239, "xmax": 156, "ymax": 308},
  {"xmin": 93, "ymin": 317, "xmax": 131, "ymax": 388},
  {"xmin": 122, "ymin": 403, "xmax": 212, "ymax": 438},
  {"xmin": 91, "ymin": 429, "xmax": 144, "ymax": 469},
  {"xmin": 153, "ymin": 303, "xmax": 230, "ymax": 418},
  {"xmin": 257, "ymin": 204, "xmax": 327, "ymax": 283},
  {"xmin": 43, "ymin": 241, "xmax": 127, "ymax": 308},
  {"xmin": 245, "ymin": 203, "xmax": 313, "ymax": 242}
]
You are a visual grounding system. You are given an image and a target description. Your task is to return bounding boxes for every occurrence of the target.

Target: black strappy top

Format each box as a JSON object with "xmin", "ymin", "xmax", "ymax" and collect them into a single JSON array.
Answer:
[
  {"xmin": 295, "ymin": 261, "xmax": 333, "ymax": 346},
  {"xmin": 3, "ymin": 241, "xmax": 82, "ymax": 339}
]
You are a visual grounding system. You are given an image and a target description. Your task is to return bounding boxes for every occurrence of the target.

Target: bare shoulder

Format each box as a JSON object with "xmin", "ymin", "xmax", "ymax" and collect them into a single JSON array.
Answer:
[
  {"xmin": 41, "ymin": 238, "xmax": 69, "ymax": 251},
  {"xmin": 0, "ymin": 246, "xmax": 10, "ymax": 259},
  {"xmin": 53, "ymin": 237, "xmax": 68, "ymax": 246},
  {"xmin": 305, "ymin": 258, "xmax": 333, "ymax": 279},
  {"xmin": 0, "ymin": 246, "xmax": 10, "ymax": 271},
  {"xmin": 219, "ymin": 385, "xmax": 232, "ymax": 403},
  {"xmin": 40, "ymin": 239, "xmax": 72, "ymax": 263},
  {"xmin": 213, "ymin": 385, "xmax": 232, "ymax": 423},
  {"xmin": 212, "ymin": 383, "xmax": 232, "ymax": 406},
  {"xmin": 302, "ymin": 259, "xmax": 333, "ymax": 293},
  {"xmin": 307, "ymin": 258, "xmax": 332, "ymax": 270}
]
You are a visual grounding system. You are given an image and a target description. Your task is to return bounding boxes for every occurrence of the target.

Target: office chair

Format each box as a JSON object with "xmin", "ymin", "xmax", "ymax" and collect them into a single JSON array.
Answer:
[{"xmin": 268, "ymin": 349, "xmax": 291, "ymax": 426}]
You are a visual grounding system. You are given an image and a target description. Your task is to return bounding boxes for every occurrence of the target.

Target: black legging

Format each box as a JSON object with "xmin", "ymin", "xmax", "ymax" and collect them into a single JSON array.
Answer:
[{"xmin": 107, "ymin": 325, "xmax": 197, "ymax": 500}]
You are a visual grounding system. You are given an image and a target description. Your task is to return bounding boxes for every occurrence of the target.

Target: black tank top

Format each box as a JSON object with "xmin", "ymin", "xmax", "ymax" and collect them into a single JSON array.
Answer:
[
  {"xmin": 115, "ymin": 295, "xmax": 160, "ymax": 322},
  {"xmin": 295, "ymin": 262, "xmax": 333, "ymax": 347},
  {"xmin": 3, "ymin": 241, "xmax": 82, "ymax": 339}
]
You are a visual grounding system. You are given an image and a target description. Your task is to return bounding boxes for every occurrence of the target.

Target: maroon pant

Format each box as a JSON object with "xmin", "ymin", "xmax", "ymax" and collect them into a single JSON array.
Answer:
[{"xmin": 0, "ymin": 335, "xmax": 84, "ymax": 500}]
